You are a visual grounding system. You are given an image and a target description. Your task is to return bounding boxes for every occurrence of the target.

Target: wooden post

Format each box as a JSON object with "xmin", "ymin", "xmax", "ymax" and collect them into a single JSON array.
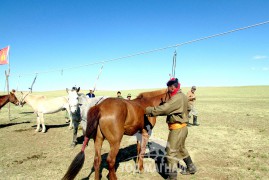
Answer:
[{"xmin": 5, "ymin": 69, "xmax": 10, "ymax": 121}]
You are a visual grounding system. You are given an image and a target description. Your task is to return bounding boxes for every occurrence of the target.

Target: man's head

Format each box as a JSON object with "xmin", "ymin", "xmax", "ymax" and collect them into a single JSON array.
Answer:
[
  {"xmin": 166, "ymin": 78, "xmax": 180, "ymax": 93},
  {"xmin": 127, "ymin": 93, "xmax": 131, "ymax": 100},
  {"xmin": 191, "ymin": 86, "xmax": 196, "ymax": 93},
  {"xmin": 89, "ymin": 89, "xmax": 93, "ymax": 93},
  {"xmin": 117, "ymin": 91, "xmax": 121, "ymax": 96}
]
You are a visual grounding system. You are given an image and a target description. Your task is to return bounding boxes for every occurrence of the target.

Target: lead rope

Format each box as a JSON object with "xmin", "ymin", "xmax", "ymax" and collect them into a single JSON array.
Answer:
[
  {"xmin": 93, "ymin": 63, "xmax": 104, "ymax": 92},
  {"xmin": 29, "ymin": 73, "xmax": 38, "ymax": 93},
  {"xmin": 172, "ymin": 50, "xmax": 177, "ymax": 78}
]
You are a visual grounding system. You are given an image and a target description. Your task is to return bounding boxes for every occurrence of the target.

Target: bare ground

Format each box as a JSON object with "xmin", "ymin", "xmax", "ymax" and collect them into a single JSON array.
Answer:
[{"xmin": 0, "ymin": 87, "xmax": 269, "ymax": 180}]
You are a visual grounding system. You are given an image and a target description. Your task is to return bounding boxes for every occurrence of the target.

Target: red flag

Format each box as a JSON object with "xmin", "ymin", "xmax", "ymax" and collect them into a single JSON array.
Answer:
[{"xmin": 0, "ymin": 46, "xmax": 9, "ymax": 65}]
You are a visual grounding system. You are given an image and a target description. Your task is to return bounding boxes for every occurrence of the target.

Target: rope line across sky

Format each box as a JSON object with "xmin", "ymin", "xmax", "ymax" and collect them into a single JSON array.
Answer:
[{"xmin": 10, "ymin": 20, "xmax": 269, "ymax": 77}]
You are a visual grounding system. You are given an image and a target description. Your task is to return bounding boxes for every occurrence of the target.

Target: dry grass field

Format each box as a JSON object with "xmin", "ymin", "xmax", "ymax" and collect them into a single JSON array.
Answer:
[{"xmin": 0, "ymin": 86, "xmax": 268, "ymax": 180}]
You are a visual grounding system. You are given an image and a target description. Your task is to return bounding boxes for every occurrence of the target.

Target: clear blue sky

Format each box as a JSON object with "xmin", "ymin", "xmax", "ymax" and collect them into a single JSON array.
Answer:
[{"xmin": 1, "ymin": 0, "xmax": 269, "ymax": 92}]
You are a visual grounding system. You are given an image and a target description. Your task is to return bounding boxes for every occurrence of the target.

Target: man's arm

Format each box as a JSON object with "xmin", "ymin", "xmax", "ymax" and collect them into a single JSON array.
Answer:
[{"xmin": 146, "ymin": 96, "xmax": 178, "ymax": 116}]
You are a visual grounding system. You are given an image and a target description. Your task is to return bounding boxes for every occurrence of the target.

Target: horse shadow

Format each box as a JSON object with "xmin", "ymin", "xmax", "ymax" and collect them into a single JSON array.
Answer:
[
  {"xmin": 31, "ymin": 123, "xmax": 69, "ymax": 132},
  {"xmin": 82, "ymin": 141, "xmax": 170, "ymax": 179},
  {"xmin": 0, "ymin": 121, "xmax": 31, "ymax": 129}
]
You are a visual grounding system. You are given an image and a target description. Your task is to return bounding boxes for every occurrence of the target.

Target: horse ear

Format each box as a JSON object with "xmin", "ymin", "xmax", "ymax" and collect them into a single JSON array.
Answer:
[{"xmin": 77, "ymin": 87, "xmax": 80, "ymax": 92}]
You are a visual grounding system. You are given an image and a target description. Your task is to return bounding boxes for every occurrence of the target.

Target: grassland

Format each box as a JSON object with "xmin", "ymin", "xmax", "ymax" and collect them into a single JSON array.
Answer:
[{"xmin": 0, "ymin": 86, "xmax": 268, "ymax": 180}]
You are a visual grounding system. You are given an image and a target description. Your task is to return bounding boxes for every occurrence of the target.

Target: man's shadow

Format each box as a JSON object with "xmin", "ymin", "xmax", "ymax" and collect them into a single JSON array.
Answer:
[{"xmin": 82, "ymin": 141, "xmax": 171, "ymax": 179}]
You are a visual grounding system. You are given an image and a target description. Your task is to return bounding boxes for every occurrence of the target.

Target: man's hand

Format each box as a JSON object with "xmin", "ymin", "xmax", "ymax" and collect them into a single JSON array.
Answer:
[{"xmin": 145, "ymin": 106, "xmax": 154, "ymax": 117}]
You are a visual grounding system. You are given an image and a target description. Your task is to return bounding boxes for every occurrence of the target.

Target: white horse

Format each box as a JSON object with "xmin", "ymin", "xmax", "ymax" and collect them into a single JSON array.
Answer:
[
  {"xmin": 66, "ymin": 88, "xmax": 108, "ymax": 146},
  {"xmin": 19, "ymin": 92, "xmax": 72, "ymax": 133}
]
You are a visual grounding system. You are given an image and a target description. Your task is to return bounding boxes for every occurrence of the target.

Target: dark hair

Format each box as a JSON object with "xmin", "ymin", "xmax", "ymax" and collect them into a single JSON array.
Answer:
[
  {"xmin": 117, "ymin": 91, "xmax": 121, "ymax": 94},
  {"xmin": 167, "ymin": 78, "xmax": 179, "ymax": 87}
]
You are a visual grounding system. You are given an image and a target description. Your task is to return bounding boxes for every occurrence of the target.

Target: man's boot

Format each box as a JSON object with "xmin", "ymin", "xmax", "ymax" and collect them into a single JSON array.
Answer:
[
  {"xmin": 181, "ymin": 156, "xmax": 197, "ymax": 175},
  {"xmin": 193, "ymin": 116, "xmax": 199, "ymax": 126},
  {"xmin": 167, "ymin": 170, "xmax": 177, "ymax": 180}
]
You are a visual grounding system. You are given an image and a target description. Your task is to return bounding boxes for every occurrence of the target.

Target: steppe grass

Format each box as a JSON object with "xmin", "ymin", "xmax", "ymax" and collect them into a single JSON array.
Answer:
[{"xmin": 0, "ymin": 86, "xmax": 268, "ymax": 179}]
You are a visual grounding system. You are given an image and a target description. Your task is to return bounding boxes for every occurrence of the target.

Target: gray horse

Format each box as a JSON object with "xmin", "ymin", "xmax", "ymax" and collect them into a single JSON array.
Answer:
[{"xmin": 66, "ymin": 88, "xmax": 108, "ymax": 146}]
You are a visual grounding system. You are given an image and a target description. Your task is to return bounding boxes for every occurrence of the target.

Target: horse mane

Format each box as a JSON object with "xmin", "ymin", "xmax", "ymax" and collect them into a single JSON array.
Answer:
[{"xmin": 136, "ymin": 89, "xmax": 167, "ymax": 99}]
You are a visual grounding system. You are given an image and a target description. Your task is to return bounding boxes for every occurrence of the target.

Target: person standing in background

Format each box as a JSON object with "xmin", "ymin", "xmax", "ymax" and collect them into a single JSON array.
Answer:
[
  {"xmin": 86, "ymin": 89, "xmax": 95, "ymax": 98},
  {"xmin": 187, "ymin": 86, "xmax": 199, "ymax": 126},
  {"xmin": 117, "ymin": 91, "xmax": 123, "ymax": 98},
  {"xmin": 126, "ymin": 93, "xmax": 131, "ymax": 100}
]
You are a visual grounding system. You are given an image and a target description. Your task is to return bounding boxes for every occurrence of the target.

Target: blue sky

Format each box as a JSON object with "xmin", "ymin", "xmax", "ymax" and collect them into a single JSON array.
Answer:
[{"xmin": 1, "ymin": 0, "xmax": 268, "ymax": 92}]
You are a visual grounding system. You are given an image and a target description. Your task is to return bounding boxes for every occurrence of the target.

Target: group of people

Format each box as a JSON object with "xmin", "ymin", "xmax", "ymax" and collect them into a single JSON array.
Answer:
[
  {"xmin": 117, "ymin": 91, "xmax": 131, "ymax": 100},
  {"xmin": 85, "ymin": 89, "xmax": 132, "ymax": 100},
  {"xmin": 84, "ymin": 79, "xmax": 199, "ymax": 179}
]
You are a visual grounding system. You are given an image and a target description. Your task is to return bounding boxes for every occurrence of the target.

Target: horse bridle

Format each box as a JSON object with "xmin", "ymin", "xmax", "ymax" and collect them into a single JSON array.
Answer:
[
  {"xmin": 19, "ymin": 91, "xmax": 31, "ymax": 106},
  {"xmin": 95, "ymin": 96, "xmax": 104, "ymax": 106}
]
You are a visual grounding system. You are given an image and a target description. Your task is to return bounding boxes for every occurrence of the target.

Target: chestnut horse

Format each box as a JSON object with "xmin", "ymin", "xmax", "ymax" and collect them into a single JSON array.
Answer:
[
  {"xmin": 63, "ymin": 89, "xmax": 170, "ymax": 180},
  {"xmin": 0, "ymin": 90, "xmax": 19, "ymax": 109}
]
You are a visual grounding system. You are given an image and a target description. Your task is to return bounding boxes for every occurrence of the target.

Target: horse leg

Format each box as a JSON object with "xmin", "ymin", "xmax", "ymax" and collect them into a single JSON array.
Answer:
[
  {"xmin": 137, "ymin": 129, "xmax": 150, "ymax": 173},
  {"xmin": 106, "ymin": 141, "xmax": 121, "ymax": 180},
  {"xmin": 136, "ymin": 132, "xmax": 142, "ymax": 171},
  {"xmin": 39, "ymin": 113, "xmax": 46, "ymax": 133},
  {"xmin": 93, "ymin": 126, "xmax": 104, "ymax": 180},
  {"xmin": 71, "ymin": 121, "xmax": 79, "ymax": 147},
  {"xmin": 136, "ymin": 117, "xmax": 155, "ymax": 172},
  {"xmin": 66, "ymin": 108, "xmax": 73, "ymax": 130},
  {"xmin": 35, "ymin": 113, "xmax": 41, "ymax": 132}
]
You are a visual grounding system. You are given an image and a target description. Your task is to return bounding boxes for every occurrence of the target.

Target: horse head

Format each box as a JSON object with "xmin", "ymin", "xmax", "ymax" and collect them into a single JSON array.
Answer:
[
  {"xmin": 66, "ymin": 87, "xmax": 80, "ymax": 114},
  {"xmin": 9, "ymin": 89, "xmax": 20, "ymax": 106},
  {"xmin": 19, "ymin": 91, "xmax": 30, "ymax": 107}
]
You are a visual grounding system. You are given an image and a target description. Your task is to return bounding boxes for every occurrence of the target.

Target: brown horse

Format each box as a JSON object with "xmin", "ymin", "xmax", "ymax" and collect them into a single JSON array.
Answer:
[
  {"xmin": 63, "ymin": 89, "xmax": 170, "ymax": 180},
  {"xmin": 0, "ymin": 90, "xmax": 19, "ymax": 109}
]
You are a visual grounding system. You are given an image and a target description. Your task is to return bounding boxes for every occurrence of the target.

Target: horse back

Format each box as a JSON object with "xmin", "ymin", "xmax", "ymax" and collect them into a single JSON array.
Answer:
[{"xmin": 97, "ymin": 98, "xmax": 146, "ymax": 136}]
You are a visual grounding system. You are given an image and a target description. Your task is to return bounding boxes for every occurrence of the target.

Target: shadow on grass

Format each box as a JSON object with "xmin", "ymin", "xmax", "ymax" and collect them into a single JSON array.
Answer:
[
  {"xmin": 31, "ymin": 123, "xmax": 69, "ymax": 132},
  {"xmin": 0, "ymin": 121, "xmax": 31, "ymax": 129},
  {"xmin": 19, "ymin": 111, "xmax": 34, "ymax": 114},
  {"xmin": 82, "ymin": 142, "xmax": 169, "ymax": 179}
]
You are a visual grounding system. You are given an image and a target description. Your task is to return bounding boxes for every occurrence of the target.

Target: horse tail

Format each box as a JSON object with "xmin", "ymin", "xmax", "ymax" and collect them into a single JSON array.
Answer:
[
  {"xmin": 86, "ymin": 105, "xmax": 101, "ymax": 137},
  {"xmin": 62, "ymin": 137, "xmax": 90, "ymax": 180},
  {"xmin": 62, "ymin": 106, "xmax": 100, "ymax": 180}
]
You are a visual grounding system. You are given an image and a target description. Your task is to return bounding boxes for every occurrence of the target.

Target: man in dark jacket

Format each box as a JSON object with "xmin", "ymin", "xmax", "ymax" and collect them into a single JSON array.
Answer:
[
  {"xmin": 145, "ymin": 78, "xmax": 197, "ymax": 179},
  {"xmin": 86, "ymin": 89, "xmax": 95, "ymax": 98}
]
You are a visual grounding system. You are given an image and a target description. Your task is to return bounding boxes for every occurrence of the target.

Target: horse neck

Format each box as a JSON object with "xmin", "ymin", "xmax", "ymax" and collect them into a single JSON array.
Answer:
[
  {"xmin": 23, "ymin": 94, "xmax": 36, "ymax": 107},
  {"xmin": 0, "ymin": 95, "xmax": 9, "ymax": 108},
  {"xmin": 135, "ymin": 93, "xmax": 169, "ymax": 108}
]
